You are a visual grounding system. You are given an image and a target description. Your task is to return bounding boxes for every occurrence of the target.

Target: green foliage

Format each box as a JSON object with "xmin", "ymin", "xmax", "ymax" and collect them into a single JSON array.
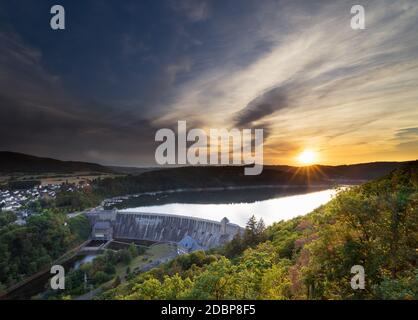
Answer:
[
  {"xmin": 54, "ymin": 189, "xmax": 101, "ymax": 212},
  {"xmin": 374, "ymin": 270, "xmax": 418, "ymax": 299},
  {"xmin": 0, "ymin": 211, "xmax": 17, "ymax": 227},
  {"xmin": 123, "ymin": 274, "xmax": 194, "ymax": 300},
  {"xmin": 128, "ymin": 242, "xmax": 138, "ymax": 258},
  {"xmin": 118, "ymin": 249, "xmax": 132, "ymax": 265},
  {"xmin": 303, "ymin": 164, "xmax": 418, "ymax": 299},
  {"xmin": 259, "ymin": 259, "xmax": 293, "ymax": 299},
  {"xmin": 102, "ymin": 162, "xmax": 418, "ymax": 300},
  {"xmin": 46, "ymin": 247, "xmax": 140, "ymax": 299},
  {"xmin": 67, "ymin": 215, "xmax": 91, "ymax": 241},
  {"xmin": 93, "ymin": 271, "xmax": 112, "ymax": 285},
  {"xmin": 223, "ymin": 215, "xmax": 266, "ymax": 258},
  {"xmin": 0, "ymin": 210, "xmax": 90, "ymax": 289}
]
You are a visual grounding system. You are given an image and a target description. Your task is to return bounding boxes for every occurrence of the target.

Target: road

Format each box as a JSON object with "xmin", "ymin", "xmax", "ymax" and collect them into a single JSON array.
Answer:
[{"xmin": 67, "ymin": 206, "xmax": 101, "ymax": 218}]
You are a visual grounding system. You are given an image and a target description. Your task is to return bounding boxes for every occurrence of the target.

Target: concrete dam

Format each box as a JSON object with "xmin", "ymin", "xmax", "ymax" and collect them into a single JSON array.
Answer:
[{"xmin": 87, "ymin": 210, "xmax": 242, "ymax": 250}]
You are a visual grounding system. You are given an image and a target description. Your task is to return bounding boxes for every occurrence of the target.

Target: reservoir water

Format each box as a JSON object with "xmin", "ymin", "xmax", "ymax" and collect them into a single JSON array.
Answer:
[{"xmin": 118, "ymin": 186, "xmax": 340, "ymax": 226}]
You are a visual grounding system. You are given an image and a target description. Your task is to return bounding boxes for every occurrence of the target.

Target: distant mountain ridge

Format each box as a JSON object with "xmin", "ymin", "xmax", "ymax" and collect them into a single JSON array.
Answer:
[
  {"xmin": 0, "ymin": 151, "xmax": 413, "ymax": 180},
  {"xmin": 266, "ymin": 162, "xmax": 411, "ymax": 180},
  {"xmin": 106, "ymin": 166, "xmax": 160, "ymax": 175},
  {"xmin": 0, "ymin": 151, "xmax": 114, "ymax": 174},
  {"xmin": 138, "ymin": 161, "xmax": 412, "ymax": 185},
  {"xmin": 93, "ymin": 161, "xmax": 414, "ymax": 198}
]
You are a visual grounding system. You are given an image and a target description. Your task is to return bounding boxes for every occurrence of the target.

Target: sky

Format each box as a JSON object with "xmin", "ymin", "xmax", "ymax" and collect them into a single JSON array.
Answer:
[{"xmin": 0, "ymin": 0, "xmax": 417, "ymax": 167}]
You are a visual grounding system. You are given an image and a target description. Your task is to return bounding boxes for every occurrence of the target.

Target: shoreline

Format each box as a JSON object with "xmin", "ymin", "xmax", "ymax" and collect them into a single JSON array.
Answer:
[{"xmin": 101, "ymin": 182, "xmax": 360, "ymax": 207}]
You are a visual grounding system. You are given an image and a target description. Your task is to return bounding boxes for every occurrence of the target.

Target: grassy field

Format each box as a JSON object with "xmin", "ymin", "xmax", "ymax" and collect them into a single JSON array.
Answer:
[
  {"xmin": 0, "ymin": 171, "xmax": 123, "ymax": 187},
  {"xmin": 114, "ymin": 243, "xmax": 176, "ymax": 280}
]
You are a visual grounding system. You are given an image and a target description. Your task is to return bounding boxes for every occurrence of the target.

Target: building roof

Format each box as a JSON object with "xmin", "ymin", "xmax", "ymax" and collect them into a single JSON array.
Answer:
[
  {"xmin": 93, "ymin": 221, "xmax": 111, "ymax": 230},
  {"xmin": 178, "ymin": 235, "xmax": 203, "ymax": 252}
]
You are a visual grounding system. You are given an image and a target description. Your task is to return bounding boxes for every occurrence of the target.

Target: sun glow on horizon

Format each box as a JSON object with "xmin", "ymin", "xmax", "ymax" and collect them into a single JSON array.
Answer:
[{"xmin": 297, "ymin": 150, "xmax": 317, "ymax": 165}]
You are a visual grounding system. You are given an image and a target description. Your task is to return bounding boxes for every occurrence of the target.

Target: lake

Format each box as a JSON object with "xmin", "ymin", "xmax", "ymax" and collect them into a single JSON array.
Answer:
[{"xmin": 117, "ymin": 186, "xmax": 341, "ymax": 226}]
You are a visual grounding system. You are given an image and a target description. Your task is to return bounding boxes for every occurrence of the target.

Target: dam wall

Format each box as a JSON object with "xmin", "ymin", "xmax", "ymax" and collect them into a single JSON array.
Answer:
[{"xmin": 87, "ymin": 210, "xmax": 241, "ymax": 249}]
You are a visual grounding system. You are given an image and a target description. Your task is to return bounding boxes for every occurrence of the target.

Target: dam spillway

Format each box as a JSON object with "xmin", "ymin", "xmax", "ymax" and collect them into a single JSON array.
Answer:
[{"xmin": 87, "ymin": 209, "xmax": 242, "ymax": 250}]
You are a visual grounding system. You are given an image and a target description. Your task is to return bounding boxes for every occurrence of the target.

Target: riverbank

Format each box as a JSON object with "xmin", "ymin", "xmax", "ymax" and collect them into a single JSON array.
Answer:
[{"xmin": 101, "ymin": 183, "xmax": 356, "ymax": 208}]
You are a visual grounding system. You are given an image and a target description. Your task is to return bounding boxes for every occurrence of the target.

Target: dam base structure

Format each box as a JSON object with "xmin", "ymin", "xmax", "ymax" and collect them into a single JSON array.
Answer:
[{"xmin": 86, "ymin": 209, "xmax": 242, "ymax": 252}]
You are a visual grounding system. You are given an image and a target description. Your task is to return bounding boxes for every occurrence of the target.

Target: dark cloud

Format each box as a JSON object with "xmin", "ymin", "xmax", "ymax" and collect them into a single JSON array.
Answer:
[
  {"xmin": 234, "ymin": 86, "xmax": 290, "ymax": 128},
  {"xmin": 0, "ymin": 31, "xmax": 161, "ymax": 166},
  {"xmin": 231, "ymin": 55, "xmax": 336, "ymax": 130},
  {"xmin": 394, "ymin": 127, "xmax": 418, "ymax": 140},
  {"xmin": 170, "ymin": 0, "xmax": 210, "ymax": 22},
  {"xmin": 393, "ymin": 128, "xmax": 418, "ymax": 153},
  {"xmin": 0, "ymin": 92, "xmax": 160, "ymax": 166}
]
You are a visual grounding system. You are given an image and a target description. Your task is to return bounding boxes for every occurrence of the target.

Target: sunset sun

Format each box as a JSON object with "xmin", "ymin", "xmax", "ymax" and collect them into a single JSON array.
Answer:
[{"xmin": 297, "ymin": 150, "xmax": 317, "ymax": 165}]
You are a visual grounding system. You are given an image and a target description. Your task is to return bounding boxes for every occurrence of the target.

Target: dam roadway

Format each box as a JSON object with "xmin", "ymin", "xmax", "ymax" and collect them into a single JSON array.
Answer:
[{"xmin": 87, "ymin": 210, "xmax": 242, "ymax": 250}]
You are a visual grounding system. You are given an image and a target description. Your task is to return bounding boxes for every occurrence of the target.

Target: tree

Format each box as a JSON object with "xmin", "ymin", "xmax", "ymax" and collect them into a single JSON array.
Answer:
[
  {"xmin": 0, "ymin": 210, "xmax": 88, "ymax": 287},
  {"xmin": 113, "ymin": 276, "xmax": 122, "ymax": 288},
  {"xmin": 0, "ymin": 211, "xmax": 17, "ymax": 227},
  {"xmin": 189, "ymin": 257, "xmax": 237, "ymax": 300},
  {"xmin": 161, "ymin": 274, "xmax": 193, "ymax": 299},
  {"xmin": 93, "ymin": 271, "xmax": 111, "ymax": 285},
  {"xmin": 260, "ymin": 261, "xmax": 292, "ymax": 299},
  {"xmin": 224, "ymin": 232, "xmax": 245, "ymax": 258},
  {"xmin": 128, "ymin": 278, "xmax": 163, "ymax": 300},
  {"xmin": 243, "ymin": 215, "xmax": 266, "ymax": 248},
  {"xmin": 256, "ymin": 218, "xmax": 266, "ymax": 236},
  {"xmin": 118, "ymin": 249, "xmax": 132, "ymax": 265},
  {"xmin": 128, "ymin": 242, "xmax": 138, "ymax": 258}
]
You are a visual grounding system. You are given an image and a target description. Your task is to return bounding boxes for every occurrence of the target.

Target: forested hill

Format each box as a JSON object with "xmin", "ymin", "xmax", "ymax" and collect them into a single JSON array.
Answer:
[
  {"xmin": 94, "ymin": 161, "xmax": 412, "ymax": 197},
  {"xmin": 101, "ymin": 161, "xmax": 418, "ymax": 300},
  {"xmin": 0, "ymin": 151, "xmax": 113, "ymax": 173},
  {"xmin": 0, "ymin": 150, "xmax": 410, "ymax": 183},
  {"xmin": 282, "ymin": 161, "xmax": 409, "ymax": 180}
]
